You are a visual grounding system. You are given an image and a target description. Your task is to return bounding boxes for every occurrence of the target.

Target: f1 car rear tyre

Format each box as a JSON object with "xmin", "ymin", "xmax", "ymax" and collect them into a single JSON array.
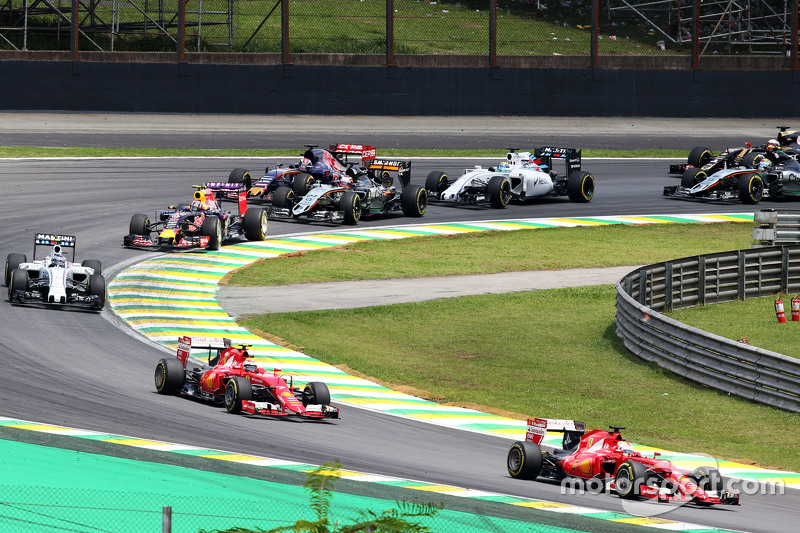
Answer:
[
  {"xmin": 129, "ymin": 214, "xmax": 151, "ymax": 236},
  {"xmin": 488, "ymin": 176, "xmax": 511, "ymax": 208},
  {"xmin": 228, "ymin": 168, "xmax": 252, "ymax": 190},
  {"xmin": 243, "ymin": 207, "xmax": 268, "ymax": 241},
  {"xmin": 689, "ymin": 466, "xmax": 723, "ymax": 493},
  {"xmin": 272, "ymin": 186, "xmax": 295, "ymax": 209},
  {"xmin": 292, "ymin": 173, "xmax": 315, "ymax": 196},
  {"xmin": 5, "ymin": 253, "xmax": 26, "ymax": 287},
  {"xmin": 341, "ymin": 191, "xmax": 361, "ymax": 225},
  {"xmin": 741, "ymin": 152, "xmax": 765, "ymax": 169},
  {"xmin": 688, "ymin": 146, "xmax": 713, "ymax": 168},
  {"xmin": 507, "ymin": 441, "xmax": 543, "ymax": 480},
  {"xmin": 88, "ymin": 274, "xmax": 106, "ymax": 310},
  {"xmin": 681, "ymin": 168, "xmax": 707, "ymax": 188},
  {"xmin": 225, "ymin": 376, "xmax": 253, "ymax": 414},
  {"xmin": 303, "ymin": 382, "xmax": 331, "ymax": 406},
  {"xmin": 82, "ymin": 259, "xmax": 102, "ymax": 275},
  {"xmin": 567, "ymin": 171, "xmax": 595, "ymax": 203},
  {"xmin": 154, "ymin": 357, "xmax": 185, "ymax": 395},
  {"xmin": 202, "ymin": 216, "xmax": 222, "ymax": 250},
  {"xmin": 401, "ymin": 185, "xmax": 427, "ymax": 217},
  {"xmin": 425, "ymin": 171, "xmax": 448, "ymax": 196},
  {"xmin": 615, "ymin": 460, "xmax": 647, "ymax": 499},
  {"xmin": 8, "ymin": 268, "xmax": 28, "ymax": 303},
  {"xmin": 738, "ymin": 173, "xmax": 764, "ymax": 204}
]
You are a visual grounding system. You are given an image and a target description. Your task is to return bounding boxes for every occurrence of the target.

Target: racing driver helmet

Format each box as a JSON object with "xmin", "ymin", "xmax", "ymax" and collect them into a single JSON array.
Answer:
[
  {"xmin": 766, "ymin": 139, "xmax": 780, "ymax": 151},
  {"xmin": 616, "ymin": 441, "xmax": 635, "ymax": 455}
]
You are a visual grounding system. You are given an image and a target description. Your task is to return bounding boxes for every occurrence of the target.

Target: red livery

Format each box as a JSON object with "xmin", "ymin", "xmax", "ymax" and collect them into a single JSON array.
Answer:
[
  {"xmin": 155, "ymin": 336, "xmax": 339, "ymax": 420},
  {"xmin": 507, "ymin": 418, "xmax": 740, "ymax": 507}
]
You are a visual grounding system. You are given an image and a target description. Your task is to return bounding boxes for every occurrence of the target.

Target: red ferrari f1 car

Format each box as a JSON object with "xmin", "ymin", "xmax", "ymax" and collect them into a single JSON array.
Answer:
[
  {"xmin": 507, "ymin": 418, "xmax": 739, "ymax": 506},
  {"xmin": 155, "ymin": 336, "xmax": 339, "ymax": 420}
]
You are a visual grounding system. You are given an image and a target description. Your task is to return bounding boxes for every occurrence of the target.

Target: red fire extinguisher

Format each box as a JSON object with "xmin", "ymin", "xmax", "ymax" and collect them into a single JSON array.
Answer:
[
  {"xmin": 776, "ymin": 297, "xmax": 787, "ymax": 323},
  {"xmin": 792, "ymin": 296, "xmax": 800, "ymax": 321}
]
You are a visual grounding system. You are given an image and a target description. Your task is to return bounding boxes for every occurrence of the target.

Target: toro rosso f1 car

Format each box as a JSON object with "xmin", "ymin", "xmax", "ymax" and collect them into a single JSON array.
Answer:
[
  {"xmin": 155, "ymin": 336, "xmax": 339, "ymax": 419},
  {"xmin": 124, "ymin": 183, "xmax": 268, "ymax": 251},
  {"xmin": 426, "ymin": 147, "xmax": 594, "ymax": 208},
  {"xmin": 507, "ymin": 418, "xmax": 740, "ymax": 507},
  {"xmin": 5, "ymin": 233, "xmax": 105, "ymax": 310}
]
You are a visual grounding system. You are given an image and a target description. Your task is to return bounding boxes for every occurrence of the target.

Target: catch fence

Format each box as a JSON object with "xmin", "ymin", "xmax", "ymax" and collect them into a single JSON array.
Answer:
[{"xmin": 1, "ymin": 0, "xmax": 799, "ymax": 68}]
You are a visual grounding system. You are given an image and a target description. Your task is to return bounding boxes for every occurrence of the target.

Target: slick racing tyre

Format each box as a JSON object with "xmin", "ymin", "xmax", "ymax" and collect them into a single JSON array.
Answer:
[
  {"xmin": 224, "ymin": 376, "xmax": 253, "ymax": 414},
  {"xmin": 202, "ymin": 216, "xmax": 223, "ymax": 250},
  {"xmin": 507, "ymin": 441, "xmax": 543, "ymax": 480},
  {"xmin": 400, "ymin": 185, "xmax": 427, "ymax": 217},
  {"xmin": 741, "ymin": 152, "xmax": 765, "ymax": 169},
  {"xmin": 738, "ymin": 173, "xmax": 764, "ymax": 204},
  {"xmin": 303, "ymin": 382, "xmax": 331, "ymax": 406},
  {"xmin": 243, "ymin": 207, "xmax": 268, "ymax": 241},
  {"xmin": 689, "ymin": 466, "xmax": 723, "ymax": 493},
  {"xmin": 228, "ymin": 168, "xmax": 252, "ymax": 190},
  {"xmin": 272, "ymin": 186, "xmax": 295, "ymax": 209},
  {"xmin": 681, "ymin": 167, "xmax": 707, "ymax": 188},
  {"xmin": 129, "ymin": 214, "xmax": 151, "ymax": 236},
  {"xmin": 81, "ymin": 259, "xmax": 103, "ymax": 275},
  {"xmin": 292, "ymin": 173, "xmax": 315, "ymax": 196},
  {"xmin": 154, "ymin": 358, "xmax": 185, "ymax": 395},
  {"xmin": 5, "ymin": 253, "xmax": 26, "ymax": 287},
  {"xmin": 687, "ymin": 146, "xmax": 713, "ymax": 168},
  {"xmin": 341, "ymin": 191, "xmax": 361, "ymax": 225},
  {"xmin": 425, "ymin": 171, "xmax": 448, "ymax": 197},
  {"xmin": 88, "ymin": 274, "xmax": 106, "ymax": 310},
  {"xmin": 8, "ymin": 268, "xmax": 28, "ymax": 303},
  {"xmin": 614, "ymin": 460, "xmax": 647, "ymax": 499},
  {"xmin": 488, "ymin": 175, "xmax": 511, "ymax": 208},
  {"xmin": 567, "ymin": 171, "xmax": 595, "ymax": 203}
]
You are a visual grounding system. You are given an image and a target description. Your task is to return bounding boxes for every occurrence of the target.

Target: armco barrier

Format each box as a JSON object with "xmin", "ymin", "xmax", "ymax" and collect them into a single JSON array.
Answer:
[
  {"xmin": 753, "ymin": 208, "xmax": 800, "ymax": 245},
  {"xmin": 615, "ymin": 245, "xmax": 800, "ymax": 412}
]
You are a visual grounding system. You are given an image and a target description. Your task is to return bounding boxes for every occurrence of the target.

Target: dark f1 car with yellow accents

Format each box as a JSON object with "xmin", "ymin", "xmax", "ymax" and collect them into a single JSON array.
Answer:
[
  {"xmin": 664, "ymin": 166, "xmax": 766, "ymax": 204},
  {"xmin": 124, "ymin": 183, "xmax": 267, "ymax": 251}
]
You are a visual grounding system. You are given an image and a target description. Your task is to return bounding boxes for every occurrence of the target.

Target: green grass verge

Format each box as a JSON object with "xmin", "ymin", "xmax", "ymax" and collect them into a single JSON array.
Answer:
[
  {"xmin": 231, "ymin": 223, "xmax": 800, "ymax": 472},
  {"xmin": 0, "ymin": 147, "xmax": 687, "ymax": 159}
]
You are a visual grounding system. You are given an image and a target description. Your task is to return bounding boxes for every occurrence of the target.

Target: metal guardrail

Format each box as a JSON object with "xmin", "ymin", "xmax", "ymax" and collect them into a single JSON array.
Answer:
[
  {"xmin": 615, "ymin": 245, "xmax": 800, "ymax": 412},
  {"xmin": 753, "ymin": 209, "xmax": 800, "ymax": 245}
]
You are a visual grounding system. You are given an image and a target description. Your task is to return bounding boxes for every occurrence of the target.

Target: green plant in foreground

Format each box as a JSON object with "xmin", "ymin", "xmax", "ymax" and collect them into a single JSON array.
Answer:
[{"xmin": 201, "ymin": 461, "xmax": 442, "ymax": 533}]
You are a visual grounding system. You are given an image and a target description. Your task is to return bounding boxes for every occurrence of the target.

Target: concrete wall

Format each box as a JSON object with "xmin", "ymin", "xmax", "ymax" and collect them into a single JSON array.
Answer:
[{"xmin": 3, "ymin": 59, "xmax": 800, "ymax": 117}]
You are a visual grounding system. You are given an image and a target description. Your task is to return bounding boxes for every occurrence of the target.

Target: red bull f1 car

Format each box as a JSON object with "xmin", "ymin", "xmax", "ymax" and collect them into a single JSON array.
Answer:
[
  {"xmin": 5, "ymin": 233, "xmax": 105, "ymax": 310},
  {"xmin": 124, "ymin": 183, "xmax": 267, "ymax": 251},
  {"xmin": 507, "ymin": 418, "xmax": 740, "ymax": 507},
  {"xmin": 155, "ymin": 336, "xmax": 339, "ymax": 419}
]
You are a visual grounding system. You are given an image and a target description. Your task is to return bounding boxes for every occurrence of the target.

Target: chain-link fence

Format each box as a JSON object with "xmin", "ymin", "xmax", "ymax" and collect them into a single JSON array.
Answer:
[{"xmin": 0, "ymin": 0, "xmax": 798, "ymax": 66}]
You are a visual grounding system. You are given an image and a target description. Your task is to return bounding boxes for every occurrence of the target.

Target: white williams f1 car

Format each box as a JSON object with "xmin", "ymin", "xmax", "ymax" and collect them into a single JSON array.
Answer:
[
  {"xmin": 426, "ymin": 147, "xmax": 595, "ymax": 208},
  {"xmin": 5, "ymin": 233, "xmax": 105, "ymax": 310}
]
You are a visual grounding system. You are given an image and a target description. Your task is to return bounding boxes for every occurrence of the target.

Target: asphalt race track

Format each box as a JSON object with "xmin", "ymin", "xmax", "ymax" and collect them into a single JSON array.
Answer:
[{"xmin": 0, "ymin": 129, "xmax": 798, "ymax": 532}]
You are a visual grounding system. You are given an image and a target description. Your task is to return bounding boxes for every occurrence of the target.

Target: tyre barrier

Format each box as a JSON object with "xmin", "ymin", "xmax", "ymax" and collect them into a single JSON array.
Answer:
[{"xmin": 615, "ymin": 245, "xmax": 800, "ymax": 412}]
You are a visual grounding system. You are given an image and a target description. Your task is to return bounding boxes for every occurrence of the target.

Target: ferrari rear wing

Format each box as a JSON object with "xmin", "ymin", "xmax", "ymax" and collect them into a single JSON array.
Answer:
[
  {"xmin": 176, "ymin": 335, "xmax": 231, "ymax": 367},
  {"xmin": 33, "ymin": 233, "xmax": 77, "ymax": 261},
  {"xmin": 526, "ymin": 417, "xmax": 586, "ymax": 450},
  {"xmin": 534, "ymin": 147, "xmax": 581, "ymax": 176}
]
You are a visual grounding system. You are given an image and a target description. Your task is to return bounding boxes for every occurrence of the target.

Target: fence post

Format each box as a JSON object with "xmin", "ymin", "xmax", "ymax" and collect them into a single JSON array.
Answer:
[
  {"xmin": 177, "ymin": 0, "xmax": 186, "ymax": 63},
  {"xmin": 489, "ymin": 0, "xmax": 496, "ymax": 66},
  {"xmin": 386, "ymin": 0, "xmax": 394, "ymax": 66},
  {"xmin": 281, "ymin": 0, "xmax": 290, "ymax": 64},
  {"xmin": 793, "ymin": 0, "xmax": 798, "ymax": 70},
  {"xmin": 692, "ymin": 0, "xmax": 699, "ymax": 68},
  {"xmin": 590, "ymin": 0, "xmax": 598, "ymax": 67},
  {"xmin": 70, "ymin": 0, "xmax": 79, "ymax": 61},
  {"xmin": 162, "ymin": 506, "xmax": 172, "ymax": 533}
]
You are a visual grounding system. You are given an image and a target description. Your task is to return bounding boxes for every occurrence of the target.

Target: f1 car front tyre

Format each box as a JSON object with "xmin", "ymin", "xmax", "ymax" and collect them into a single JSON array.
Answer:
[
  {"xmin": 129, "ymin": 214, "xmax": 151, "ymax": 236},
  {"xmin": 272, "ymin": 186, "xmax": 295, "ymax": 209},
  {"xmin": 5, "ymin": 253, "xmax": 26, "ymax": 287},
  {"xmin": 401, "ymin": 185, "xmax": 427, "ymax": 217},
  {"xmin": 82, "ymin": 259, "xmax": 103, "ymax": 275},
  {"xmin": 202, "ymin": 216, "xmax": 223, "ymax": 250},
  {"xmin": 488, "ymin": 176, "xmax": 511, "ymax": 208},
  {"xmin": 225, "ymin": 376, "xmax": 253, "ymax": 414},
  {"xmin": 88, "ymin": 274, "xmax": 106, "ymax": 310},
  {"xmin": 614, "ymin": 460, "xmax": 647, "ymax": 499},
  {"xmin": 228, "ymin": 168, "xmax": 252, "ymax": 190},
  {"xmin": 243, "ymin": 207, "xmax": 268, "ymax": 241},
  {"xmin": 689, "ymin": 466, "xmax": 723, "ymax": 493},
  {"xmin": 567, "ymin": 171, "xmax": 595, "ymax": 203},
  {"xmin": 8, "ymin": 268, "xmax": 28, "ymax": 303},
  {"xmin": 154, "ymin": 358, "xmax": 185, "ymax": 395},
  {"xmin": 687, "ymin": 146, "xmax": 713, "ymax": 168},
  {"xmin": 292, "ymin": 173, "xmax": 315, "ymax": 196},
  {"xmin": 507, "ymin": 441, "xmax": 543, "ymax": 480},
  {"xmin": 738, "ymin": 173, "xmax": 764, "ymax": 204},
  {"xmin": 681, "ymin": 168, "xmax": 707, "ymax": 188},
  {"xmin": 425, "ymin": 171, "xmax": 448, "ymax": 197},
  {"xmin": 341, "ymin": 191, "xmax": 361, "ymax": 225},
  {"xmin": 303, "ymin": 382, "xmax": 331, "ymax": 406}
]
